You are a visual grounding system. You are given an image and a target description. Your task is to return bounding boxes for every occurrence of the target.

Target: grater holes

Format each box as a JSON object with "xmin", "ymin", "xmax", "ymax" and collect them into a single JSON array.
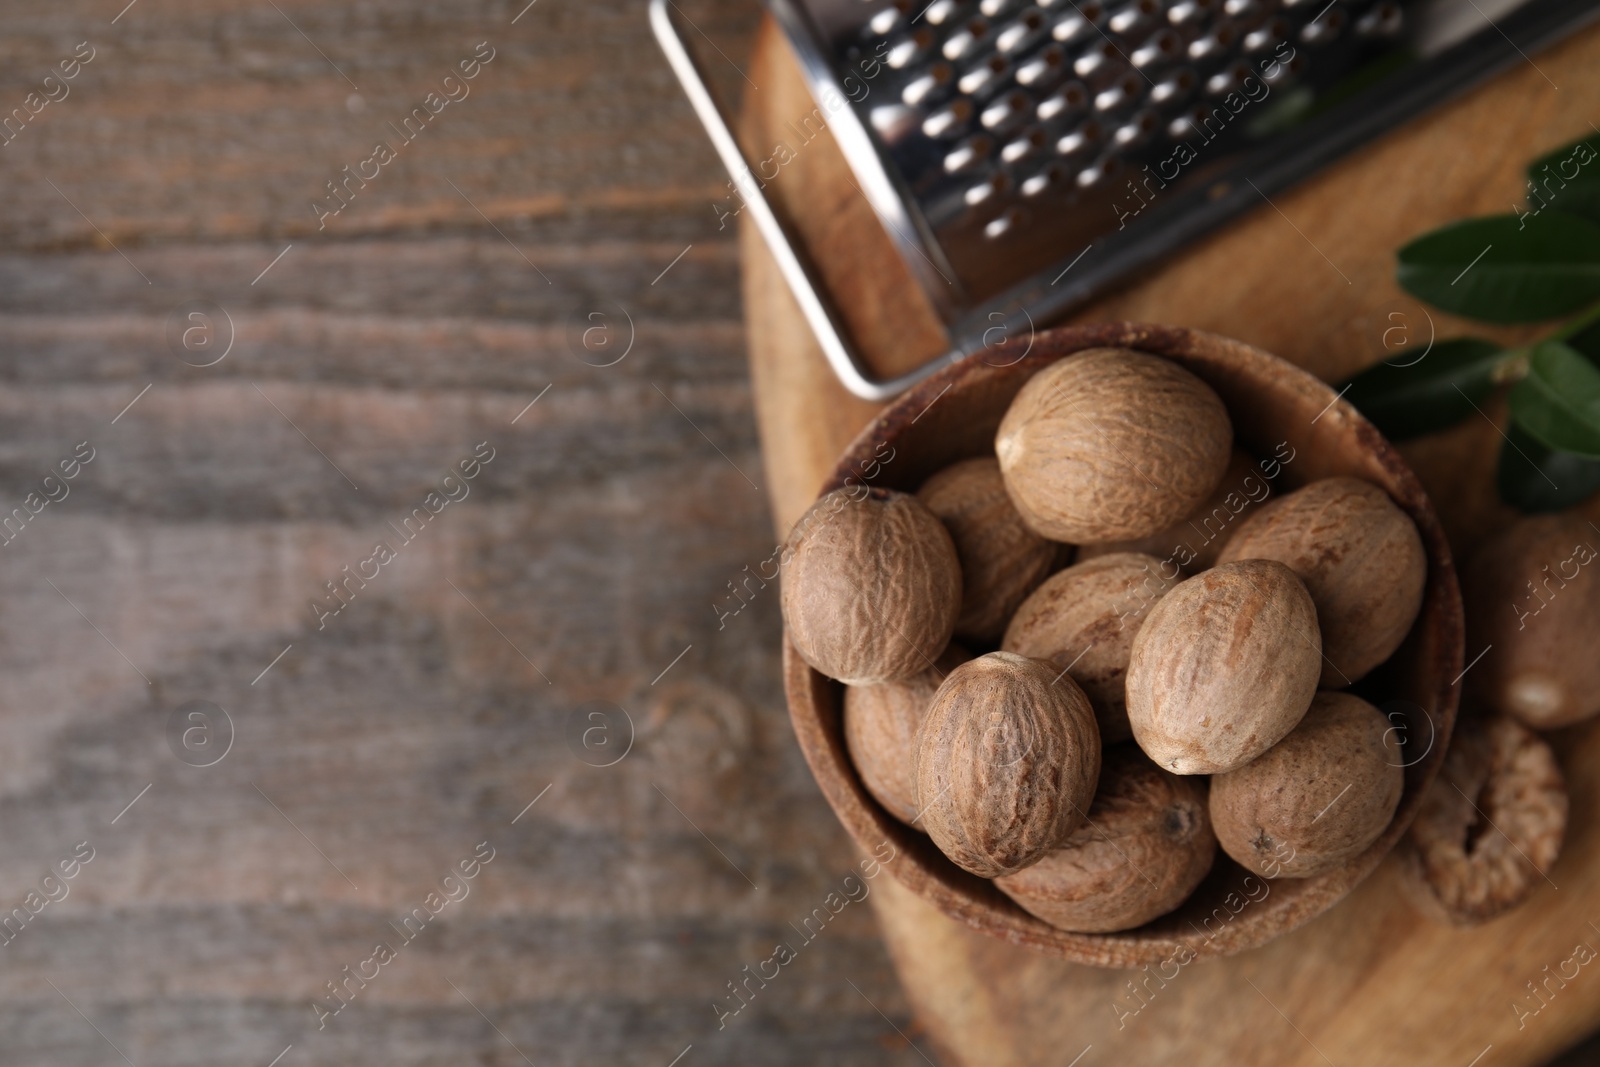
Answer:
[
  {"xmin": 1016, "ymin": 43, "xmax": 1067, "ymax": 87},
  {"xmin": 965, "ymin": 171, "xmax": 1012, "ymax": 205},
  {"xmin": 1167, "ymin": 0, "xmax": 1214, "ymax": 26},
  {"xmin": 945, "ymin": 134, "xmax": 994, "ymax": 171},
  {"xmin": 1130, "ymin": 28, "xmax": 1182, "ymax": 67},
  {"xmin": 1074, "ymin": 40, "xmax": 1124, "ymax": 79},
  {"xmin": 958, "ymin": 53, "xmax": 1011, "ymax": 95},
  {"xmin": 1204, "ymin": 60, "xmax": 1252, "ymax": 96},
  {"xmin": 1262, "ymin": 49, "xmax": 1304, "ymax": 84},
  {"xmin": 1222, "ymin": 0, "xmax": 1258, "ymax": 17},
  {"xmin": 943, "ymin": 17, "xmax": 991, "ymax": 60},
  {"xmin": 1243, "ymin": 17, "xmax": 1287, "ymax": 52},
  {"xmin": 1150, "ymin": 66, "xmax": 1196, "ymax": 104},
  {"xmin": 1056, "ymin": 118, "xmax": 1101, "ymax": 157},
  {"xmin": 902, "ymin": 62, "xmax": 955, "ymax": 106},
  {"xmin": 1036, "ymin": 79, "xmax": 1088, "ymax": 120},
  {"xmin": 1187, "ymin": 22, "xmax": 1236, "ymax": 60},
  {"xmin": 886, "ymin": 28, "xmax": 936, "ymax": 68},
  {"xmin": 996, "ymin": 8, "xmax": 1047, "ymax": 53},
  {"xmin": 1052, "ymin": 12, "xmax": 1093, "ymax": 44},
  {"xmin": 1112, "ymin": 108, "xmax": 1158, "ymax": 147},
  {"xmin": 1108, "ymin": 0, "xmax": 1160, "ymax": 36},
  {"xmin": 980, "ymin": 0, "xmax": 1020, "ymax": 16},
  {"xmin": 924, "ymin": 98, "xmax": 976, "ymax": 137},
  {"xmin": 1094, "ymin": 71, "xmax": 1141, "ymax": 112},
  {"xmin": 924, "ymin": 0, "xmax": 961, "ymax": 25},
  {"xmin": 982, "ymin": 90, "xmax": 1032, "ymax": 128},
  {"xmin": 1357, "ymin": 1, "xmax": 1403, "ymax": 37},
  {"xmin": 870, "ymin": 103, "xmax": 918, "ymax": 137},
  {"xmin": 1076, "ymin": 153, "xmax": 1119, "ymax": 188},
  {"xmin": 869, "ymin": 7, "xmax": 901, "ymax": 35},
  {"xmin": 1021, "ymin": 162, "xmax": 1064, "ymax": 196},
  {"xmin": 1300, "ymin": 8, "xmax": 1345, "ymax": 44},
  {"xmin": 984, "ymin": 208, "xmax": 1022, "ymax": 238},
  {"xmin": 1050, "ymin": 0, "xmax": 1104, "ymax": 43},
  {"xmin": 1001, "ymin": 125, "xmax": 1048, "ymax": 161}
]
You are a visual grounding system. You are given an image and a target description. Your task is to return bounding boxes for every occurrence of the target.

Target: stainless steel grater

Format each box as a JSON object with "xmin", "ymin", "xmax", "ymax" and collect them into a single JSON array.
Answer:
[{"xmin": 653, "ymin": 0, "xmax": 1600, "ymax": 399}]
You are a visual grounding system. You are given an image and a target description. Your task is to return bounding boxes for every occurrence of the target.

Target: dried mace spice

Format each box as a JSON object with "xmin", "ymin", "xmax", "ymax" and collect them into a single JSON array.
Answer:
[
  {"xmin": 844, "ymin": 644, "xmax": 972, "ymax": 825},
  {"xmin": 1126, "ymin": 559, "xmax": 1322, "ymax": 774},
  {"xmin": 1210, "ymin": 692, "xmax": 1403, "ymax": 879},
  {"xmin": 781, "ymin": 487, "xmax": 962, "ymax": 685},
  {"xmin": 1463, "ymin": 513, "xmax": 1600, "ymax": 729},
  {"xmin": 996, "ymin": 746, "xmax": 1216, "ymax": 932},
  {"xmin": 1218, "ymin": 476, "xmax": 1425, "ymax": 687},
  {"xmin": 1002, "ymin": 552, "xmax": 1179, "ymax": 744},
  {"xmin": 915, "ymin": 652, "xmax": 1101, "ymax": 878},
  {"xmin": 917, "ymin": 457, "xmax": 1057, "ymax": 646},
  {"xmin": 1402, "ymin": 712, "xmax": 1566, "ymax": 925},
  {"xmin": 994, "ymin": 348, "xmax": 1233, "ymax": 543}
]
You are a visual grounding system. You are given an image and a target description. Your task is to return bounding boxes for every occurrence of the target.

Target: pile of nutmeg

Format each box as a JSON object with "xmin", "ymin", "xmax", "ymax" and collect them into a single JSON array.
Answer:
[{"xmin": 781, "ymin": 347, "xmax": 1435, "ymax": 934}]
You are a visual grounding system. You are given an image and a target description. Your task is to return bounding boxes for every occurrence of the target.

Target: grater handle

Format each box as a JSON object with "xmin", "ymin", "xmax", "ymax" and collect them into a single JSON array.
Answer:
[{"xmin": 649, "ymin": 0, "xmax": 963, "ymax": 402}]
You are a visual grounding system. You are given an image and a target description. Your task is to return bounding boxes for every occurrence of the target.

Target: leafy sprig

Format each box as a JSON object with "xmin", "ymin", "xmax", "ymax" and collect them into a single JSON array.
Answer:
[{"xmin": 1341, "ymin": 133, "xmax": 1600, "ymax": 512}]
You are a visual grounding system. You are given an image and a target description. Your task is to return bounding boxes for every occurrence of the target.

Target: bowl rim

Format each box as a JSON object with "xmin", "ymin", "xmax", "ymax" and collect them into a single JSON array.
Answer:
[{"xmin": 781, "ymin": 321, "xmax": 1464, "ymax": 968}]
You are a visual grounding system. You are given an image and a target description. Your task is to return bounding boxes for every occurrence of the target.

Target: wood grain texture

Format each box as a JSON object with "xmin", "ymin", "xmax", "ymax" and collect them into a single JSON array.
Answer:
[
  {"xmin": 743, "ymin": 14, "xmax": 1600, "ymax": 1067},
  {"xmin": 0, "ymin": 2, "xmax": 939, "ymax": 1065}
]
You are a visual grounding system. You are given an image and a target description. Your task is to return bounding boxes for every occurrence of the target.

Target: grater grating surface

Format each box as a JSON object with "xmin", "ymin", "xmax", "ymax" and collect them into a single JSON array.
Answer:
[
  {"xmin": 821, "ymin": 0, "xmax": 1403, "ymax": 310},
  {"xmin": 655, "ymin": 0, "xmax": 1600, "ymax": 397}
]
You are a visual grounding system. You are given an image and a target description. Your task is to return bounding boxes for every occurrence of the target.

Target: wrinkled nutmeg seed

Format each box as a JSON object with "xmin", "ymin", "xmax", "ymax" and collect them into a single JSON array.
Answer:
[
  {"xmin": 1218, "ymin": 476, "xmax": 1425, "ymax": 687},
  {"xmin": 917, "ymin": 457, "xmax": 1057, "ymax": 646},
  {"xmin": 1126, "ymin": 559, "xmax": 1322, "ymax": 774},
  {"xmin": 915, "ymin": 651, "xmax": 1101, "ymax": 878},
  {"xmin": 1002, "ymin": 552, "xmax": 1179, "ymax": 743},
  {"xmin": 996, "ymin": 745, "xmax": 1215, "ymax": 932},
  {"xmin": 994, "ymin": 348, "xmax": 1233, "ymax": 543},
  {"xmin": 844, "ymin": 644, "xmax": 972, "ymax": 825},
  {"xmin": 1401, "ymin": 712, "xmax": 1566, "ymax": 925},
  {"xmin": 781, "ymin": 487, "xmax": 962, "ymax": 686},
  {"xmin": 1076, "ymin": 448, "xmax": 1277, "ymax": 573},
  {"xmin": 1210, "ymin": 692, "xmax": 1403, "ymax": 879},
  {"xmin": 1463, "ymin": 513, "xmax": 1600, "ymax": 729}
]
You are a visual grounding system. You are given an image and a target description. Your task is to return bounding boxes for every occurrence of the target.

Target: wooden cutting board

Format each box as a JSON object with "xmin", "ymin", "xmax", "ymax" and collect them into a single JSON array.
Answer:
[{"xmin": 738, "ymin": 16, "xmax": 1600, "ymax": 1067}]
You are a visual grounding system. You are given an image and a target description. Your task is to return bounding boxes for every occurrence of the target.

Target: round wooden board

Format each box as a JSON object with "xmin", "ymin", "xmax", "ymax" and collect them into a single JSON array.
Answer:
[{"xmin": 739, "ymin": 15, "xmax": 1600, "ymax": 1067}]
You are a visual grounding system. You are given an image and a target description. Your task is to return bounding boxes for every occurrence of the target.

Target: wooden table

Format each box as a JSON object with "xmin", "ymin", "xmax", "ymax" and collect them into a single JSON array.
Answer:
[
  {"xmin": 0, "ymin": 2, "xmax": 937, "ymax": 1065},
  {"xmin": 740, "ymin": 12, "xmax": 1600, "ymax": 1067}
]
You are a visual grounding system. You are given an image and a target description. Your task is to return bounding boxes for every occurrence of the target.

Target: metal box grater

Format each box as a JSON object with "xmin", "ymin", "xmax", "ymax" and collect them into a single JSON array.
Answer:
[{"xmin": 653, "ymin": 0, "xmax": 1600, "ymax": 398}]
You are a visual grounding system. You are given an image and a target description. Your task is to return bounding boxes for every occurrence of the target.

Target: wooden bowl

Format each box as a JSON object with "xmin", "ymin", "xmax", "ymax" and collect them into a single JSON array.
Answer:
[{"xmin": 782, "ymin": 322, "xmax": 1464, "ymax": 968}]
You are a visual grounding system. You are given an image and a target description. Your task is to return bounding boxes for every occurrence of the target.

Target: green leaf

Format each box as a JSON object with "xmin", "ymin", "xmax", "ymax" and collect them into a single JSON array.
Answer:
[
  {"xmin": 1397, "ymin": 211, "xmax": 1600, "ymax": 324},
  {"xmin": 1566, "ymin": 317, "xmax": 1600, "ymax": 362},
  {"xmin": 1508, "ymin": 341, "xmax": 1600, "ymax": 457},
  {"xmin": 1497, "ymin": 422, "xmax": 1600, "ymax": 513},
  {"xmin": 1341, "ymin": 338, "xmax": 1505, "ymax": 441},
  {"xmin": 1527, "ymin": 134, "xmax": 1600, "ymax": 227}
]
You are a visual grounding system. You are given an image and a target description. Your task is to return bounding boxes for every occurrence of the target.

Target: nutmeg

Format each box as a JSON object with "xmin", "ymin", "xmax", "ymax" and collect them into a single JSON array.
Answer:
[
  {"xmin": 1001, "ymin": 552, "xmax": 1179, "ymax": 743},
  {"xmin": 844, "ymin": 644, "xmax": 972, "ymax": 825},
  {"xmin": 1462, "ymin": 513, "xmax": 1600, "ymax": 729},
  {"xmin": 1076, "ymin": 448, "xmax": 1278, "ymax": 573},
  {"xmin": 994, "ymin": 348, "xmax": 1232, "ymax": 543},
  {"xmin": 1400, "ymin": 712, "xmax": 1566, "ymax": 925},
  {"xmin": 1126, "ymin": 559, "xmax": 1321, "ymax": 774},
  {"xmin": 915, "ymin": 651, "xmax": 1101, "ymax": 877},
  {"xmin": 1217, "ymin": 476, "xmax": 1425, "ymax": 687},
  {"xmin": 781, "ymin": 487, "xmax": 962, "ymax": 685},
  {"xmin": 995, "ymin": 745, "xmax": 1215, "ymax": 932},
  {"xmin": 917, "ymin": 457, "xmax": 1056, "ymax": 646},
  {"xmin": 1209, "ymin": 692, "xmax": 1403, "ymax": 879}
]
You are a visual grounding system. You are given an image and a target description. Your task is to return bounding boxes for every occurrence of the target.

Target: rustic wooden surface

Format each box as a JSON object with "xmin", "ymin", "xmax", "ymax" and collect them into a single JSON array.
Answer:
[
  {"xmin": 0, "ymin": 2, "xmax": 943, "ymax": 1066},
  {"xmin": 742, "ymin": 13, "xmax": 1600, "ymax": 1067}
]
